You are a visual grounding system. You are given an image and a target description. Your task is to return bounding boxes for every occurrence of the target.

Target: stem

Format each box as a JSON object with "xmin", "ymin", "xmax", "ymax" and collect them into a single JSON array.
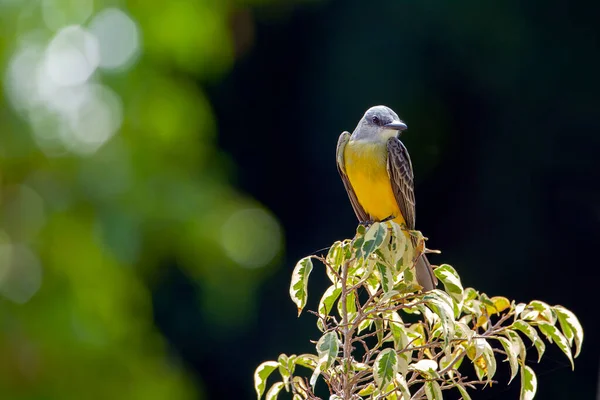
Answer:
[{"xmin": 341, "ymin": 260, "xmax": 353, "ymax": 399}]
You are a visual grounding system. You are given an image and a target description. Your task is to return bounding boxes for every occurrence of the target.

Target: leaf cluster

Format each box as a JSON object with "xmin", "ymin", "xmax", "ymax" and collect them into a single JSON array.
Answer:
[{"xmin": 255, "ymin": 222, "xmax": 583, "ymax": 400}]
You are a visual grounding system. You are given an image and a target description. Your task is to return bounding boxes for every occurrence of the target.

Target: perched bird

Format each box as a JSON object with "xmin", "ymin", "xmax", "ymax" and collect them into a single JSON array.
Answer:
[{"xmin": 336, "ymin": 105, "xmax": 437, "ymax": 291}]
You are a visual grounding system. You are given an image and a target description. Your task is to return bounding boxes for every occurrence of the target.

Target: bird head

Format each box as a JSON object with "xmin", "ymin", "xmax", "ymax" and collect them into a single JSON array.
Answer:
[{"xmin": 351, "ymin": 105, "xmax": 407, "ymax": 141}]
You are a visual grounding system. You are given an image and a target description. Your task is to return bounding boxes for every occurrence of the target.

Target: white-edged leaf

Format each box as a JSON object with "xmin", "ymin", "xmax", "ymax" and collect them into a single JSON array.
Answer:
[
  {"xmin": 254, "ymin": 361, "xmax": 279, "ymax": 399},
  {"xmin": 434, "ymin": 264, "xmax": 463, "ymax": 302},
  {"xmin": 289, "ymin": 257, "xmax": 313, "ymax": 316},
  {"xmin": 554, "ymin": 305, "xmax": 584, "ymax": 358},
  {"xmin": 512, "ymin": 320, "xmax": 545, "ymax": 362},
  {"xmin": 265, "ymin": 382, "xmax": 285, "ymax": 400},
  {"xmin": 325, "ymin": 241, "xmax": 346, "ymax": 283},
  {"xmin": 496, "ymin": 336, "xmax": 519, "ymax": 383},
  {"xmin": 537, "ymin": 322, "xmax": 574, "ymax": 369},
  {"xmin": 482, "ymin": 339, "xmax": 497, "ymax": 381},
  {"xmin": 317, "ymin": 284, "xmax": 341, "ymax": 331},
  {"xmin": 395, "ymin": 373, "xmax": 411, "ymax": 400},
  {"xmin": 373, "ymin": 348, "xmax": 399, "ymax": 389},
  {"xmin": 376, "ymin": 261, "xmax": 395, "ymax": 293},
  {"xmin": 519, "ymin": 365, "xmax": 537, "ymax": 400},
  {"xmin": 503, "ymin": 330, "xmax": 527, "ymax": 363},
  {"xmin": 388, "ymin": 221, "xmax": 407, "ymax": 266},
  {"xmin": 528, "ymin": 300, "xmax": 556, "ymax": 324},
  {"xmin": 424, "ymin": 291, "xmax": 455, "ymax": 342},
  {"xmin": 409, "ymin": 359, "xmax": 439, "ymax": 379},
  {"xmin": 294, "ymin": 354, "xmax": 318, "ymax": 370},
  {"xmin": 424, "ymin": 380, "xmax": 443, "ymax": 400},
  {"xmin": 316, "ymin": 331, "xmax": 339, "ymax": 370},
  {"xmin": 359, "ymin": 222, "xmax": 388, "ymax": 259}
]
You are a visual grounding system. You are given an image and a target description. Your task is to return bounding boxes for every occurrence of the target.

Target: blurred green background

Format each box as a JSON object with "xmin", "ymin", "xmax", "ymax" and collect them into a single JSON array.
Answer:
[{"xmin": 0, "ymin": 0, "xmax": 598, "ymax": 399}]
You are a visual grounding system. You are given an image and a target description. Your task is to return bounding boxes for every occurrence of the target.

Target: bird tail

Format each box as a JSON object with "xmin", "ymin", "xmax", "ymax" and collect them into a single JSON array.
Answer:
[{"xmin": 415, "ymin": 253, "xmax": 437, "ymax": 292}]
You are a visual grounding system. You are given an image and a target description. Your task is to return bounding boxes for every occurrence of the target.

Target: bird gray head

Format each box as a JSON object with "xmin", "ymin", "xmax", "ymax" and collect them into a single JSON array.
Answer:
[{"xmin": 351, "ymin": 105, "xmax": 407, "ymax": 142}]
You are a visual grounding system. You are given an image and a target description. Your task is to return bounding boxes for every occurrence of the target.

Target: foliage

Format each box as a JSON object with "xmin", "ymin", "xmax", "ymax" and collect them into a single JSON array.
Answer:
[
  {"xmin": 0, "ymin": 0, "xmax": 283, "ymax": 399},
  {"xmin": 255, "ymin": 222, "xmax": 583, "ymax": 399}
]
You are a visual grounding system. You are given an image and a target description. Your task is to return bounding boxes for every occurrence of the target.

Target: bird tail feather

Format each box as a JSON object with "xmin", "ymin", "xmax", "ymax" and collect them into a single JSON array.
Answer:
[{"xmin": 415, "ymin": 254, "xmax": 437, "ymax": 292}]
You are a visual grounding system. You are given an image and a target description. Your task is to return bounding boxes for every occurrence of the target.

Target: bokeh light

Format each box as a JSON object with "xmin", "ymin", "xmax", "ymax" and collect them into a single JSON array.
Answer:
[{"xmin": 221, "ymin": 208, "xmax": 282, "ymax": 269}]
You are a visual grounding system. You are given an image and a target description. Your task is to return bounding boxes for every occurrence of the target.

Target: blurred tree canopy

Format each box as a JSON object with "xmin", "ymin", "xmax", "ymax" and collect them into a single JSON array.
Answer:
[{"xmin": 0, "ymin": 0, "xmax": 291, "ymax": 398}]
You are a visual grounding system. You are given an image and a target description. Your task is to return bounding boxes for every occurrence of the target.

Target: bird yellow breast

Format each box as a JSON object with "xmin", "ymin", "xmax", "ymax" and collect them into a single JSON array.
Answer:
[{"xmin": 344, "ymin": 140, "xmax": 405, "ymax": 225}]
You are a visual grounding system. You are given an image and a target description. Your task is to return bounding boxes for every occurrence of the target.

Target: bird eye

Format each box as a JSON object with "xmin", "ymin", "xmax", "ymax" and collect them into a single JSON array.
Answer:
[{"xmin": 372, "ymin": 116, "xmax": 380, "ymax": 125}]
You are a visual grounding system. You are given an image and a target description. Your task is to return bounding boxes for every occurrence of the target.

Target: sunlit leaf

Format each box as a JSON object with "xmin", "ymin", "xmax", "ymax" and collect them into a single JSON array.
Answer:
[
  {"xmin": 317, "ymin": 284, "xmax": 341, "ymax": 331},
  {"xmin": 485, "ymin": 296, "xmax": 510, "ymax": 315},
  {"xmin": 310, "ymin": 331, "xmax": 339, "ymax": 387},
  {"xmin": 359, "ymin": 222, "xmax": 388, "ymax": 260},
  {"xmin": 512, "ymin": 320, "xmax": 545, "ymax": 362},
  {"xmin": 289, "ymin": 257, "xmax": 313, "ymax": 316},
  {"xmin": 519, "ymin": 365, "xmax": 537, "ymax": 400},
  {"xmin": 434, "ymin": 264, "xmax": 463, "ymax": 302},
  {"xmin": 395, "ymin": 373, "xmax": 411, "ymax": 400},
  {"xmin": 527, "ymin": 300, "xmax": 556, "ymax": 324},
  {"xmin": 496, "ymin": 336, "xmax": 519, "ymax": 383},
  {"xmin": 554, "ymin": 305, "xmax": 584, "ymax": 358},
  {"xmin": 254, "ymin": 361, "xmax": 279, "ymax": 399},
  {"xmin": 503, "ymin": 330, "xmax": 527, "ymax": 363},
  {"xmin": 376, "ymin": 261, "xmax": 394, "ymax": 293},
  {"xmin": 424, "ymin": 380, "xmax": 443, "ymax": 400},
  {"xmin": 373, "ymin": 348, "xmax": 399, "ymax": 389},
  {"xmin": 265, "ymin": 382, "xmax": 285, "ymax": 400},
  {"xmin": 455, "ymin": 384, "xmax": 472, "ymax": 400},
  {"xmin": 537, "ymin": 322, "xmax": 574, "ymax": 369},
  {"xmin": 388, "ymin": 221, "xmax": 407, "ymax": 266},
  {"xmin": 409, "ymin": 359, "xmax": 439, "ymax": 379},
  {"xmin": 294, "ymin": 354, "xmax": 318, "ymax": 370},
  {"xmin": 325, "ymin": 241, "xmax": 346, "ymax": 283}
]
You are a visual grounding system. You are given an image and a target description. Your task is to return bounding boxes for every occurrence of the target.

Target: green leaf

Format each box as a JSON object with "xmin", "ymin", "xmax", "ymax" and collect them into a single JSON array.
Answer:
[
  {"xmin": 511, "ymin": 320, "xmax": 545, "ymax": 362},
  {"xmin": 317, "ymin": 284, "xmax": 341, "ymax": 331},
  {"xmin": 496, "ymin": 336, "xmax": 519, "ymax": 383},
  {"xmin": 289, "ymin": 257, "xmax": 313, "ymax": 316},
  {"xmin": 554, "ymin": 305, "xmax": 584, "ymax": 358},
  {"xmin": 375, "ymin": 318, "xmax": 384, "ymax": 347},
  {"xmin": 376, "ymin": 261, "xmax": 394, "ymax": 293},
  {"xmin": 358, "ymin": 383, "xmax": 376, "ymax": 396},
  {"xmin": 519, "ymin": 365, "xmax": 537, "ymax": 400},
  {"xmin": 265, "ymin": 382, "xmax": 285, "ymax": 400},
  {"xmin": 424, "ymin": 380, "xmax": 443, "ymax": 400},
  {"xmin": 310, "ymin": 331, "xmax": 339, "ymax": 387},
  {"xmin": 359, "ymin": 222, "xmax": 388, "ymax": 259},
  {"xmin": 254, "ymin": 361, "xmax": 279, "ymax": 399},
  {"xmin": 433, "ymin": 264, "xmax": 463, "ymax": 302},
  {"xmin": 455, "ymin": 385, "xmax": 472, "ymax": 400},
  {"xmin": 373, "ymin": 348, "xmax": 399, "ymax": 389},
  {"xmin": 537, "ymin": 322, "xmax": 574, "ymax": 369}
]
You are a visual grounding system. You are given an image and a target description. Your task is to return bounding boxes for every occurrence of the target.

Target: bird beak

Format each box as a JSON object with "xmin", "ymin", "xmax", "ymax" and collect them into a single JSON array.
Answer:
[{"xmin": 385, "ymin": 120, "xmax": 408, "ymax": 131}]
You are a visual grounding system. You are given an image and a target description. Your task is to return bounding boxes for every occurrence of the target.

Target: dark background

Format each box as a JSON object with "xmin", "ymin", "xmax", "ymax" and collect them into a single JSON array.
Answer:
[
  {"xmin": 0, "ymin": 0, "xmax": 597, "ymax": 399},
  {"xmin": 206, "ymin": 0, "xmax": 599, "ymax": 398}
]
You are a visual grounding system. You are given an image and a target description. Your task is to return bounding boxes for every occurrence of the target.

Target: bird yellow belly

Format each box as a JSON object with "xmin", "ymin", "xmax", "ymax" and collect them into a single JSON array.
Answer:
[{"xmin": 344, "ymin": 140, "xmax": 405, "ymax": 225}]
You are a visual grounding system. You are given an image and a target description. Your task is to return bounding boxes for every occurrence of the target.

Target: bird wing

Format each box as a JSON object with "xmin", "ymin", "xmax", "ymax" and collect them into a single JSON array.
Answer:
[
  {"xmin": 386, "ymin": 136, "xmax": 416, "ymax": 230},
  {"xmin": 336, "ymin": 131, "xmax": 369, "ymax": 223}
]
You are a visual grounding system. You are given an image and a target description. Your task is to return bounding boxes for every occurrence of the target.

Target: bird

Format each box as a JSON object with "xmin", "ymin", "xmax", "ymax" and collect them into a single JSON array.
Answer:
[{"xmin": 336, "ymin": 105, "xmax": 437, "ymax": 291}]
